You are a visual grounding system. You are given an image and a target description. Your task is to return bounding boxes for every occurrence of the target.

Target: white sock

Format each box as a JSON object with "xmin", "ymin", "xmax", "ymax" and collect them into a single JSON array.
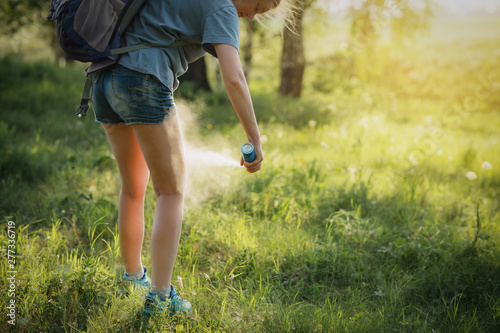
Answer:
[
  {"xmin": 124, "ymin": 267, "xmax": 144, "ymax": 280},
  {"xmin": 150, "ymin": 285, "xmax": 172, "ymax": 299}
]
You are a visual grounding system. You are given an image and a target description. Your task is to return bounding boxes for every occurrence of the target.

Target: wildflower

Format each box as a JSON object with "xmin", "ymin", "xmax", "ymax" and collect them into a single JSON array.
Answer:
[
  {"xmin": 321, "ymin": 142, "xmax": 329, "ymax": 149},
  {"xmin": 308, "ymin": 120, "xmax": 317, "ymax": 128},
  {"xmin": 203, "ymin": 273, "xmax": 210, "ymax": 281},
  {"xmin": 177, "ymin": 276, "xmax": 184, "ymax": 289},
  {"xmin": 206, "ymin": 124, "xmax": 212, "ymax": 129},
  {"xmin": 482, "ymin": 161, "xmax": 492, "ymax": 170},
  {"xmin": 465, "ymin": 171, "xmax": 477, "ymax": 181}
]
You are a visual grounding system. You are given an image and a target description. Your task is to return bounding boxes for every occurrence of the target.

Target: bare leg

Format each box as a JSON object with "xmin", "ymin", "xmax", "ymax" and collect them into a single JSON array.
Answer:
[
  {"xmin": 102, "ymin": 123, "xmax": 149, "ymax": 275},
  {"xmin": 131, "ymin": 113, "xmax": 185, "ymax": 289}
]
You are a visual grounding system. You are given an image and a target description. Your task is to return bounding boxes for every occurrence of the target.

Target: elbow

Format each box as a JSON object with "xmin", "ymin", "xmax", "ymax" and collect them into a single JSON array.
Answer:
[{"xmin": 224, "ymin": 72, "xmax": 246, "ymax": 90}]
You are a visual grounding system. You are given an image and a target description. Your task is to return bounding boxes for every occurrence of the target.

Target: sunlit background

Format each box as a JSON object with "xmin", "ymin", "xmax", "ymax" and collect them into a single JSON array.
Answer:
[{"xmin": 324, "ymin": 0, "xmax": 500, "ymax": 15}]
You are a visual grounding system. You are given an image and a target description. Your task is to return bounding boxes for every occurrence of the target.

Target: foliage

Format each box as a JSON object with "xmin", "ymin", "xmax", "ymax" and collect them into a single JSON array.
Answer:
[
  {"xmin": 0, "ymin": 0, "xmax": 51, "ymax": 34},
  {"xmin": 177, "ymin": 84, "xmax": 336, "ymax": 130}
]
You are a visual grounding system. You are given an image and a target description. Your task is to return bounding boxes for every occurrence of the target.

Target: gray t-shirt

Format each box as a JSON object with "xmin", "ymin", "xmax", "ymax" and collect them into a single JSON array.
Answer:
[{"xmin": 118, "ymin": 0, "xmax": 240, "ymax": 91}]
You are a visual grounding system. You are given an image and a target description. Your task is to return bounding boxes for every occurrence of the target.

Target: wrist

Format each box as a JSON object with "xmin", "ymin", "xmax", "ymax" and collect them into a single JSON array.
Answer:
[{"xmin": 247, "ymin": 137, "xmax": 260, "ymax": 145}]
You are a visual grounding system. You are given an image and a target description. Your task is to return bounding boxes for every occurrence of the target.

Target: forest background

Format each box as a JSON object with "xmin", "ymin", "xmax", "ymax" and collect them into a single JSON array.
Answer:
[{"xmin": 0, "ymin": 0, "xmax": 499, "ymax": 332}]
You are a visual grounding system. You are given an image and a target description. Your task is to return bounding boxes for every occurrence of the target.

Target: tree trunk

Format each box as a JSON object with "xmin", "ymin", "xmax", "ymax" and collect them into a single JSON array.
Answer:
[
  {"xmin": 243, "ymin": 20, "xmax": 255, "ymax": 82},
  {"xmin": 179, "ymin": 56, "xmax": 211, "ymax": 91},
  {"xmin": 279, "ymin": 0, "xmax": 305, "ymax": 98}
]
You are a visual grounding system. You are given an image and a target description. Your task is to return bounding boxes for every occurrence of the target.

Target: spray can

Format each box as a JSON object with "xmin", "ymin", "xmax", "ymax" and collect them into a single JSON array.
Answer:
[{"xmin": 241, "ymin": 142, "xmax": 256, "ymax": 163}]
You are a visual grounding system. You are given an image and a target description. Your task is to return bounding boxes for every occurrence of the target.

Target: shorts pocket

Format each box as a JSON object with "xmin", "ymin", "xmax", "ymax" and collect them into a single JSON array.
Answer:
[{"xmin": 111, "ymin": 68, "xmax": 150, "ymax": 104}]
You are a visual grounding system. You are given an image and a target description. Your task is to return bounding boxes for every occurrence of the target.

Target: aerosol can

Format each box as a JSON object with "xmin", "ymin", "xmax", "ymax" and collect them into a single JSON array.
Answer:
[{"xmin": 241, "ymin": 142, "xmax": 256, "ymax": 163}]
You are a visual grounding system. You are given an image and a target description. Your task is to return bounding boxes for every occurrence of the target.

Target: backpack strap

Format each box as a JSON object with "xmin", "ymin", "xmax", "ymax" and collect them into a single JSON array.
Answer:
[
  {"xmin": 113, "ymin": 0, "xmax": 147, "ymax": 37},
  {"xmin": 110, "ymin": 40, "xmax": 193, "ymax": 55},
  {"xmin": 77, "ymin": 75, "xmax": 93, "ymax": 118}
]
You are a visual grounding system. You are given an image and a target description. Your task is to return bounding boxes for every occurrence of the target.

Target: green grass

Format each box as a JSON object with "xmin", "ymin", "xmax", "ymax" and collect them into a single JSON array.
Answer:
[{"xmin": 1, "ymin": 17, "xmax": 500, "ymax": 332}]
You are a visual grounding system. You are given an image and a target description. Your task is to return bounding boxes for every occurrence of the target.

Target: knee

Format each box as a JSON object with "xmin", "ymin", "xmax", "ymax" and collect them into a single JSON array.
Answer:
[
  {"xmin": 153, "ymin": 188, "xmax": 184, "ymax": 199},
  {"xmin": 121, "ymin": 183, "xmax": 147, "ymax": 201},
  {"xmin": 153, "ymin": 182, "xmax": 184, "ymax": 199}
]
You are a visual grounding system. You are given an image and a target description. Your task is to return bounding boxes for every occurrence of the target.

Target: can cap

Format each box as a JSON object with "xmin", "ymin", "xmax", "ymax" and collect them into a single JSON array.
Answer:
[{"xmin": 241, "ymin": 142, "xmax": 254, "ymax": 154}]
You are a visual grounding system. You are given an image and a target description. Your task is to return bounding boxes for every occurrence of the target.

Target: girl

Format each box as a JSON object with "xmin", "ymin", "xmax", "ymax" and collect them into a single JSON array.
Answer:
[{"xmin": 91, "ymin": 0, "xmax": 293, "ymax": 316}]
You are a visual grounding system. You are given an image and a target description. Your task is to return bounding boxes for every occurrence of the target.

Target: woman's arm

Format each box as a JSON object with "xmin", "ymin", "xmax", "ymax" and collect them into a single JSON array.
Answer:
[{"xmin": 213, "ymin": 43, "xmax": 263, "ymax": 173}]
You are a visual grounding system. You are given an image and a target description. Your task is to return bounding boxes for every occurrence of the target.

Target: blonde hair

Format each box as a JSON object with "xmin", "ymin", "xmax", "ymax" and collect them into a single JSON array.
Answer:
[{"xmin": 257, "ymin": 0, "xmax": 300, "ymax": 31}]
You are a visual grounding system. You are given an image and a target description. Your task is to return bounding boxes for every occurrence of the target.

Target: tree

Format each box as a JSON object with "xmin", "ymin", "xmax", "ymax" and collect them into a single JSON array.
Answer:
[
  {"xmin": 0, "ymin": 0, "xmax": 50, "ymax": 34},
  {"xmin": 242, "ymin": 20, "xmax": 257, "ymax": 82},
  {"xmin": 0, "ymin": 0, "xmax": 68, "ymax": 63},
  {"xmin": 278, "ymin": 0, "xmax": 434, "ymax": 98},
  {"xmin": 279, "ymin": 0, "xmax": 308, "ymax": 98},
  {"xmin": 179, "ymin": 56, "xmax": 211, "ymax": 92}
]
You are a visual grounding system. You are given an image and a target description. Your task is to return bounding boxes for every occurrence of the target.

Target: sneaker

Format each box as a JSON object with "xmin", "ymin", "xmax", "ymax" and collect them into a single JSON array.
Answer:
[
  {"xmin": 123, "ymin": 266, "xmax": 151, "ymax": 288},
  {"xmin": 143, "ymin": 285, "xmax": 192, "ymax": 316}
]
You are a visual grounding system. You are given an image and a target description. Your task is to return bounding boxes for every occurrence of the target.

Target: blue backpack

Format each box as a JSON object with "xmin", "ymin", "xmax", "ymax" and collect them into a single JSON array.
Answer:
[{"xmin": 48, "ymin": 0, "xmax": 188, "ymax": 117}]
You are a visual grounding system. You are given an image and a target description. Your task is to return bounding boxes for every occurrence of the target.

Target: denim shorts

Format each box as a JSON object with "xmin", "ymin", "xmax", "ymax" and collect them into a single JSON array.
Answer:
[{"xmin": 90, "ymin": 64, "xmax": 176, "ymax": 125}]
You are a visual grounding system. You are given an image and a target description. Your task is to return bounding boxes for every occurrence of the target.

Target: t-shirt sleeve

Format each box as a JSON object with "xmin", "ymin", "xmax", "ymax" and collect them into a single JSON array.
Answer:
[{"xmin": 201, "ymin": 6, "xmax": 240, "ymax": 58}]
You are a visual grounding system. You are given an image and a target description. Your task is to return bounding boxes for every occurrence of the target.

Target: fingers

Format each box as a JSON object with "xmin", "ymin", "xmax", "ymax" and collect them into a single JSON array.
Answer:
[
  {"xmin": 242, "ymin": 153, "xmax": 263, "ymax": 173},
  {"xmin": 243, "ymin": 160, "xmax": 262, "ymax": 173}
]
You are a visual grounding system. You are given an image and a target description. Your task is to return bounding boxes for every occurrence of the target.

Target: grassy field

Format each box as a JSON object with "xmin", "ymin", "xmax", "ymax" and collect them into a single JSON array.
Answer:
[{"xmin": 1, "ymin": 17, "xmax": 500, "ymax": 332}]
